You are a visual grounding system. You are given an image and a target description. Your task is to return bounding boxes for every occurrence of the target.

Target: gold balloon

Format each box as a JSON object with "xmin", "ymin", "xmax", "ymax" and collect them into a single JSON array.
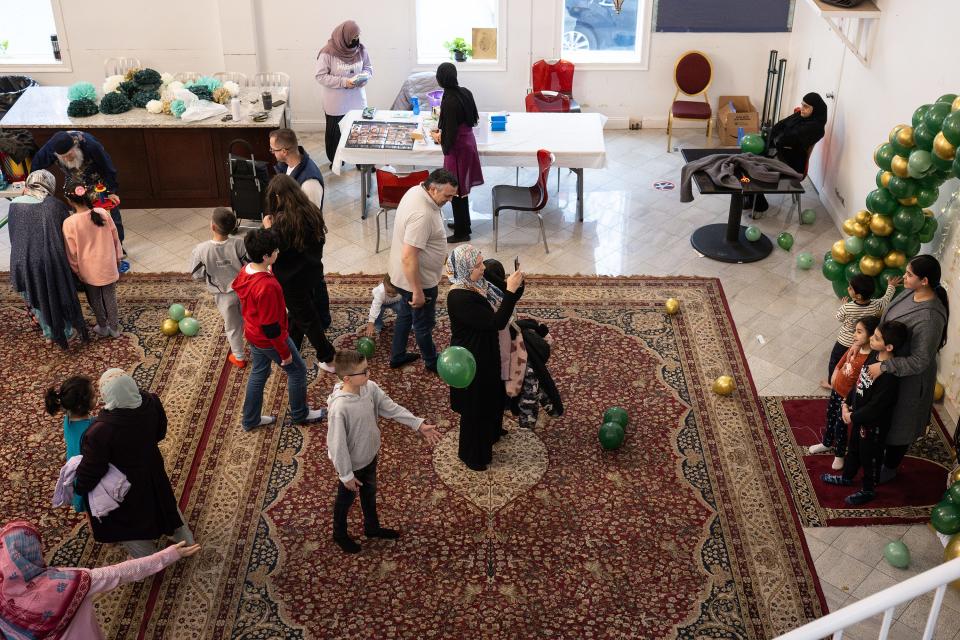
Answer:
[
  {"xmin": 934, "ymin": 132, "xmax": 957, "ymax": 160},
  {"xmin": 855, "ymin": 209, "xmax": 872, "ymax": 225},
  {"xmin": 712, "ymin": 375, "xmax": 735, "ymax": 396},
  {"xmin": 891, "ymin": 154, "xmax": 910, "ymax": 178},
  {"xmin": 832, "ymin": 239, "xmax": 853, "ymax": 264},
  {"xmin": 889, "ymin": 124, "xmax": 908, "ymax": 143},
  {"xmin": 842, "ymin": 218, "xmax": 859, "ymax": 236},
  {"xmin": 899, "ymin": 197, "xmax": 919, "ymax": 206},
  {"xmin": 880, "ymin": 171, "xmax": 893, "ymax": 188},
  {"xmin": 884, "ymin": 250, "xmax": 907, "ymax": 268},
  {"xmin": 895, "ymin": 125, "xmax": 915, "ymax": 148},
  {"xmin": 870, "ymin": 214, "xmax": 895, "ymax": 236},
  {"xmin": 859, "ymin": 255, "xmax": 884, "ymax": 276},
  {"xmin": 664, "ymin": 298, "xmax": 680, "ymax": 315},
  {"xmin": 953, "ymin": 96, "xmax": 960, "ymax": 112},
  {"xmin": 184, "ymin": 309, "xmax": 193, "ymax": 317},
  {"xmin": 161, "ymin": 319, "xmax": 180, "ymax": 336},
  {"xmin": 950, "ymin": 466, "xmax": 960, "ymax": 486},
  {"xmin": 924, "ymin": 208, "xmax": 935, "ymax": 217},
  {"xmin": 934, "ymin": 382, "xmax": 945, "ymax": 402},
  {"xmin": 946, "ymin": 534, "xmax": 960, "ymax": 592},
  {"xmin": 853, "ymin": 222, "xmax": 869, "ymax": 238}
]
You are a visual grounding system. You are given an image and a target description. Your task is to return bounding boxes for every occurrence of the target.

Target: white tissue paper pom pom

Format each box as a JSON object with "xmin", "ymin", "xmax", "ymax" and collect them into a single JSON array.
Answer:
[
  {"xmin": 223, "ymin": 81, "xmax": 240, "ymax": 97},
  {"xmin": 160, "ymin": 72, "xmax": 174, "ymax": 86},
  {"xmin": 145, "ymin": 99, "xmax": 163, "ymax": 114},
  {"xmin": 167, "ymin": 80, "xmax": 184, "ymax": 93},
  {"xmin": 102, "ymin": 75, "xmax": 124, "ymax": 94}
]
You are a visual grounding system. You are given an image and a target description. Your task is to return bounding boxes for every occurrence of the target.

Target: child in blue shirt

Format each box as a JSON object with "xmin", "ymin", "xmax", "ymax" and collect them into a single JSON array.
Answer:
[{"xmin": 45, "ymin": 376, "xmax": 97, "ymax": 512}]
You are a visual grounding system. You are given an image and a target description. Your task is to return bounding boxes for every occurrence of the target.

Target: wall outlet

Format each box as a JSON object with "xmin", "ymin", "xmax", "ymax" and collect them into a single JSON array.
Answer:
[{"xmin": 629, "ymin": 118, "xmax": 642, "ymax": 130}]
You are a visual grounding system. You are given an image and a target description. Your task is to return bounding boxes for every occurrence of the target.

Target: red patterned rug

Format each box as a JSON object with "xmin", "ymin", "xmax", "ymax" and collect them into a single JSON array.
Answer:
[
  {"xmin": 1, "ymin": 274, "xmax": 825, "ymax": 638},
  {"xmin": 761, "ymin": 396, "xmax": 956, "ymax": 527}
]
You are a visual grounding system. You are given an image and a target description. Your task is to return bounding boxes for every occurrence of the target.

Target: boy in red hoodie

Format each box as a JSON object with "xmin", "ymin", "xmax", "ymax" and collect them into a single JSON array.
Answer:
[{"xmin": 232, "ymin": 228, "xmax": 325, "ymax": 430}]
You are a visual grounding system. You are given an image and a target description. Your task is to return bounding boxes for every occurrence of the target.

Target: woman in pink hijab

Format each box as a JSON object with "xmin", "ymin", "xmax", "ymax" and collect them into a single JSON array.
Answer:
[
  {"xmin": 315, "ymin": 20, "xmax": 374, "ymax": 165},
  {"xmin": 0, "ymin": 520, "xmax": 200, "ymax": 639}
]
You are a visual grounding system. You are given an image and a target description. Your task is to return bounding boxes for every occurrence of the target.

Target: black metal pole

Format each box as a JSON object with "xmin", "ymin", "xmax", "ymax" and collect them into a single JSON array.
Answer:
[
  {"xmin": 761, "ymin": 50, "xmax": 778, "ymax": 130},
  {"xmin": 774, "ymin": 58, "xmax": 787, "ymax": 124}
]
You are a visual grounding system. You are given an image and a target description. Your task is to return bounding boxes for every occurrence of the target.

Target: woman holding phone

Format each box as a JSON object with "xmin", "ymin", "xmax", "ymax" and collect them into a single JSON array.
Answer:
[{"xmin": 315, "ymin": 20, "xmax": 373, "ymax": 166}]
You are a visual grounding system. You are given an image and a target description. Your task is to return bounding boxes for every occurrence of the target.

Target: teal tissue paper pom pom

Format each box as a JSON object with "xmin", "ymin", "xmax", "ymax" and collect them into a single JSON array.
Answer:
[
  {"xmin": 195, "ymin": 75, "xmax": 222, "ymax": 91},
  {"xmin": 99, "ymin": 91, "xmax": 133, "ymax": 114},
  {"xmin": 67, "ymin": 98, "xmax": 99, "ymax": 117},
  {"xmin": 133, "ymin": 68, "xmax": 161, "ymax": 88},
  {"xmin": 132, "ymin": 89, "xmax": 161, "ymax": 108},
  {"xmin": 184, "ymin": 83, "xmax": 214, "ymax": 102},
  {"xmin": 170, "ymin": 99, "xmax": 186, "ymax": 119},
  {"xmin": 67, "ymin": 82, "xmax": 97, "ymax": 102}
]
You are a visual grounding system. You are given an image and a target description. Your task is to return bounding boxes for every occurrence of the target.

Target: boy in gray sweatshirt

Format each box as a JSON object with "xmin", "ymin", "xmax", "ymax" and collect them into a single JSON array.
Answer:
[{"xmin": 327, "ymin": 350, "xmax": 441, "ymax": 553}]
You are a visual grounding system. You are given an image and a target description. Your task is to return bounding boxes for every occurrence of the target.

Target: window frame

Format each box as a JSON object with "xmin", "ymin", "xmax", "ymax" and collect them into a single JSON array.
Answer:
[
  {"xmin": 411, "ymin": 0, "xmax": 508, "ymax": 72},
  {"xmin": 0, "ymin": 0, "xmax": 72, "ymax": 73},
  {"xmin": 553, "ymin": 0, "xmax": 653, "ymax": 70}
]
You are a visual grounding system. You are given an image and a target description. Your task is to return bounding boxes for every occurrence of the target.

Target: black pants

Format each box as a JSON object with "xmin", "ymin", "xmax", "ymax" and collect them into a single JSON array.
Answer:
[
  {"xmin": 285, "ymin": 279, "xmax": 336, "ymax": 363},
  {"xmin": 828, "ymin": 341, "xmax": 848, "ymax": 379},
  {"xmin": 325, "ymin": 114, "xmax": 345, "ymax": 164},
  {"xmin": 333, "ymin": 456, "xmax": 379, "ymax": 538},
  {"xmin": 884, "ymin": 444, "xmax": 910, "ymax": 469},
  {"xmin": 843, "ymin": 424, "xmax": 886, "ymax": 492},
  {"xmin": 110, "ymin": 206, "xmax": 125, "ymax": 244},
  {"xmin": 451, "ymin": 195, "xmax": 471, "ymax": 236}
]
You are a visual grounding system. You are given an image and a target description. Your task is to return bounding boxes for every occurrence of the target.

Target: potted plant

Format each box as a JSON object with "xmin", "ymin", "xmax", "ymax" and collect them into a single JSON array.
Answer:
[
  {"xmin": 0, "ymin": 40, "xmax": 9, "ymax": 57},
  {"xmin": 443, "ymin": 37, "xmax": 472, "ymax": 62}
]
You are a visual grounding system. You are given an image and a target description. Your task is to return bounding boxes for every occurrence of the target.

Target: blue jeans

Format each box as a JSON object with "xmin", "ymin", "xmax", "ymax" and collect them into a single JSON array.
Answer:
[
  {"xmin": 390, "ymin": 285, "xmax": 438, "ymax": 367},
  {"xmin": 374, "ymin": 300, "xmax": 403, "ymax": 332},
  {"xmin": 242, "ymin": 337, "xmax": 309, "ymax": 429}
]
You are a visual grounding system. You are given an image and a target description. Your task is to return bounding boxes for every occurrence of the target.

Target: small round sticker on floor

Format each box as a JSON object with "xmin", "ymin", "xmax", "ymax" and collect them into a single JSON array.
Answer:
[{"xmin": 653, "ymin": 181, "xmax": 675, "ymax": 191}]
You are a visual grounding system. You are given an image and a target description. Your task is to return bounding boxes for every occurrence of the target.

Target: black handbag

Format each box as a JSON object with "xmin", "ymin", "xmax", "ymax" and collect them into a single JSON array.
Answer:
[{"xmin": 226, "ymin": 138, "xmax": 270, "ymax": 221}]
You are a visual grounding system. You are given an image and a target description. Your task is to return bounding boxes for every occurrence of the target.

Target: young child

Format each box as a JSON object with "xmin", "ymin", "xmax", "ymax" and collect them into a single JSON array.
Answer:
[
  {"xmin": 809, "ymin": 316, "xmax": 880, "ymax": 470},
  {"xmin": 232, "ymin": 228, "xmax": 326, "ymax": 431},
  {"xmin": 62, "ymin": 183, "xmax": 123, "ymax": 337},
  {"xmin": 362, "ymin": 273, "xmax": 403, "ymax": 336},
  {"xmin": 44, "ymin": 376, "xmax": 97, "ymax": 512},
  {"xmin": 190, "ymin": 207, "xmax": 249, "ymax": 368},
  {"xmin": 821, "ymin": 273, "xmax": 900, "ymax": 389},
  {"xmin": 326, "ymin": 350, "xmax": 441, "ymax": 553},
  {"xmin": 822, "ymin": 320, "xmax": 908, "ymax": 505}
]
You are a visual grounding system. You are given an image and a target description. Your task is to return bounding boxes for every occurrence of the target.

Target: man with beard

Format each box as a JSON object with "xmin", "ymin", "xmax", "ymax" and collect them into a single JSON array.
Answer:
[{"xmin": 32, "ymin": 130, "xmax": 125, "ymax": 246}]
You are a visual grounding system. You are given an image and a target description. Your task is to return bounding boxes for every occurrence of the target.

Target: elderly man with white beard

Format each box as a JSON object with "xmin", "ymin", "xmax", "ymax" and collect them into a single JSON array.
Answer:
[{"xmin": 32, "ymin": 130, "xmax": 125, "ymax": 246}]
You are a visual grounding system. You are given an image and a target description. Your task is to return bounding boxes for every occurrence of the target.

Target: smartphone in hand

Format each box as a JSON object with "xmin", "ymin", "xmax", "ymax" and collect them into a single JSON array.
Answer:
[{"xmin": 514, "ymin": 256, "xmax": 520, "ymax": 271}]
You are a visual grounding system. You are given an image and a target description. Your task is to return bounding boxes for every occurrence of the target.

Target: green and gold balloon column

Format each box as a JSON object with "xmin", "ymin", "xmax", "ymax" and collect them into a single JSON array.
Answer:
[{"xmin": 822, "ymin": 94, "xmax": 960, "ymax": 298}]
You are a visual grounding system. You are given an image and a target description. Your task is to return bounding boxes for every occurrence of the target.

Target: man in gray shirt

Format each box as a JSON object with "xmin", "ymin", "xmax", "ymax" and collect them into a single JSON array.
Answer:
[{"xmin": 387, "ymin": 169, "xmax": 458, "ymax": 371}]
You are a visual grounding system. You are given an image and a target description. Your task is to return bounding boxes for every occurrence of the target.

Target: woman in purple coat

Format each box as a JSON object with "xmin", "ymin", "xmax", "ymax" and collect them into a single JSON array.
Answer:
[{"xmin": 430, "ymin": 63, "xmax": 483, "ymax": 243}]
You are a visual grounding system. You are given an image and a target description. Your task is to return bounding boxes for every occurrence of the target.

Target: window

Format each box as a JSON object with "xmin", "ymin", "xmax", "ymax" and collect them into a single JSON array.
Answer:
[
  {"xmin": 414, "ymin": 0, "xmax": 505, "ymax": 67},
  {"xmin": 0, "ymin": 0, "xmax": 69, "ymax": 69},
  {"xmin": 560, "ymin": 0, "xmax": 651, "ymax": 65}
]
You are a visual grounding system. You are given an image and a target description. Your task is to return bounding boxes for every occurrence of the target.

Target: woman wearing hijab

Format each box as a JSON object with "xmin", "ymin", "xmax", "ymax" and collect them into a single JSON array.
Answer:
[
  {"xmin": 74, "ymin": 369, "xmax": 195, "ymax": 558},
  {"xmin": 750, "ymin": 92, "xmax": 828, "ymax": 213},
  {"xmin": 7, "ymin": 169, "xmax": 88, "ymax": 348},
  {"xmin": 446, "ymin": 244, "xmax": 525, "ymax": 471},
  {"xmin": 315, "ymin": 20, "xmax": 373, "ymax": 165},
  {"xmin": 0, "ymin": 520, "xmax": 199, "ymax": 640},
  {"xmin": 430, "ymin": 63, "xmax": 484, "ymax": 243}
]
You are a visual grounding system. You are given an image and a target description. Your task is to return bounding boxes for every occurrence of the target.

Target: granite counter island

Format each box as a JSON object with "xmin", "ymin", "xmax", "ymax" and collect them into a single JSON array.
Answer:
[{"xmin": 0, "ymin": 86, "xmax": 286, "ymax": 209}]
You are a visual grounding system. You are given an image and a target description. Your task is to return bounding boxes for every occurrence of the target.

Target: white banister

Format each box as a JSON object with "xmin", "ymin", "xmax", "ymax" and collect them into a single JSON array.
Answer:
[{"xmin": 775, "ymin": 558, "xmax": 960, "ymax": 640}]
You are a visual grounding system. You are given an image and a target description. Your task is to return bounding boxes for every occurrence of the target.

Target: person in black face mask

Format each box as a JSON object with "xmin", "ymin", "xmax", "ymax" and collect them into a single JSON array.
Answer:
[{"xmin": 315, "ymin": 20, "xmax": 373, "ymax": 165}]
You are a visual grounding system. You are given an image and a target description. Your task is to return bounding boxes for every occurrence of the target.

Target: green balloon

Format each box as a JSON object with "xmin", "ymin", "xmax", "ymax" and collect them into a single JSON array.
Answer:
[
  {"xmin": 948, "ymin": 481, "xmax": 960, "ymax": 505},
  {"xmin": 873, "ymin": 275, "xmax": 889, "ymax": 298},
  {"xmin": 924, "ymin": 102, "xmax": 952, "ymax": 133},
  {"xmin": 907, "ymin": 149, "xmax": 933, "ymax": 178},
  {"xmin": 912, "ymin": 105, "xmax": 931, "ymax": 129},
  {"xmin": 931, "ymin": 502, "xmax": 960, "ymax": 535},
  {"xmin": 886, "ymin": 176, "xmax": 916, "ymax": 199},
  {"xmin": 915, "ymin": 185, "xmax": 939, "ymax": 208},
  {"xmin": 740, "ymin": 133, "xmax": 765, "ymax": 154},
  {"xmin": 893, "ymin": 206, "xmax": 924, "ymax": 234},
  {"xmin": 598, "ymin": 421, "xmax": 625, "ymax": 450},
  {"xmin": 603, "ymin": 406, "xmax": 629, "ymax": 428},
  {"xmin": 954, "ymin": 153, "xmax": 960, "ymax": 179},
  {"xmin": 913, "ymin": 124, "xmax": 937, "ymax": 152},
  {"xmin": 822, "ymin": 258, "xmax": 845, "ymax": 282},
  {"xmin": 941, "ymin": 111, "xmax": 960, "ymax": 146},
  {"xmin": 880, "ymin": 267, "xmax": 905, "ymax": 282},
  {"xmin": 437, "ymin": 346, "xmax": 477, "ymax": 388},
  {"xmin": 844, "ymin": 235, "xmax": 864, "ymax": 255},
  {"xmin": 745, "ymin": 225, "xmax": 762, "ymax": 242},
  {"xmin": 845, "ymin": 261, "xmax": 862, "ymax": 282},
  {"xmin": 866, "ymin": 188, "xmax": 898, "ymax": 215},
  {"xmin": 931, "ymin": 153, "xmax": 954, "ymax": 172},
  {"xmin": 874, "ymin": 143, "xmax": 896, "ymax": 171},
  {"xmin": 918, "ymin": 173, "xmax": 946, "ymax": 189},
  {"xmin": 918, "ymin": 216, "xmax": 938, "ymax": 243},
  {"xmin": 777, "ymin": 232, "xmax": 794, "ymax": 251},
  {"xmin": 875, "ymin": 169, "xmax": 887, "ymax": 189},
  {"xmin": 800, "ymin": 208, "xmax": 817, "ymax": 225},
  {"xmin": 863, "ymin": 235, "xmax": 891, "ymax": 257},
  {"xmin": 178, "ymin": 317, "xmax": 200, "ymax": 337},
  {"xmin": 937, "ymin": 94, "xmax": 958, "ymax": 104},
  {"xmin": 832, "ymin": 278, "xmax": 850, "ymax": 298},
  {"xmin": 890, "ymin": 230, "xmax": 915, "ymax": 252},
  {"xmin": 890, "ymin": 138, "xmax": 913, "ymax": 158},
  {"xmin": 796, "ymin": 252, "xmax": 814, "ymax": 270},
  {"xmin": 168, "ymin": 303, "xmax": 186, "ymax": 322},
  {"xmin": 905, "ymin": 236, "xmax": 922, "ymax": 258},
  {"xmin": 883, "ymin": 541, "xmax": 911, "ymax": 569},
  {"xmin": 356, "ymin": 336, "xmax": 376, "ymax": 358}
]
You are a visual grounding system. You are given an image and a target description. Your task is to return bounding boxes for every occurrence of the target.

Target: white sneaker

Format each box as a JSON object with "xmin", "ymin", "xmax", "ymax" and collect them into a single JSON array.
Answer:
[
  {"xmin": 831, "ymin": 456, "xmax": 844, "ymax": 470},
  {"xmin": 808, "ymin": 443, "xmax": 830, "ymax": 454},
  {"xmin": 318, "ymin": 361, "xmax": 337, "ymax": 374},
  {"xmin": 297, "ymin": 408, "xmax": 326, "ymax": 424},
  {"xmin": 91, "ymin": 324, "xmax": 110, "ymax": 337},
  {"xmin": 107, "ymin": 326, "xmax": 121, "ymax": 338},
  {"xmin": 244, "ymin": 415, "xmax": 276, "ymax": 432}
]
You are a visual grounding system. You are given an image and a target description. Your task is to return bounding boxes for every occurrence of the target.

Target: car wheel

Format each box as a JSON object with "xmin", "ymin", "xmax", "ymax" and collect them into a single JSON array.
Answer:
[{"xmin": 562, "ymin": 28, "xmax": 596, "ymax": 51}]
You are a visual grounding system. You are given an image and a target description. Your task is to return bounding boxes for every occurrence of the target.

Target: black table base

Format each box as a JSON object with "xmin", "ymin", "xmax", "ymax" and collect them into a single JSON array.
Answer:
[{"xmin": 690, "ymin": 192, "xmax": 772, "ymax": 263}]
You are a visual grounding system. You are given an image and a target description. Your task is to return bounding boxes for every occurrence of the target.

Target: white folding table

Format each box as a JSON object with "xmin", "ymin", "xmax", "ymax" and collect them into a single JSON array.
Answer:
[{"xmin": 332, "ymin": 110, "xmax": 607, "ymax": 221}]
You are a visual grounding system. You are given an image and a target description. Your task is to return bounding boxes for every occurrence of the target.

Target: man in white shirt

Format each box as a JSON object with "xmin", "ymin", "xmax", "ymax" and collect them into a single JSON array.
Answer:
[{"xmin": 269, "ymin": 128, "xmax": 325, "ymax": 211}]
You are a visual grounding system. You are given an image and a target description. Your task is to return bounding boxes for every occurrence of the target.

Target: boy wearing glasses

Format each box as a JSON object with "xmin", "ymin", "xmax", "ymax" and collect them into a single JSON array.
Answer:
[{"xmin": 327, "ymin": 350, "xmax": 441, "ymax": 553}]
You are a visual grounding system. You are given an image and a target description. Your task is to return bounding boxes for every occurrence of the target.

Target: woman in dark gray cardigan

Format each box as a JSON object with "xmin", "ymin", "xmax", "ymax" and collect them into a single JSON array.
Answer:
[{"xmin": 865, "ymin": 255, "xmax": 949, "ymax": 483}]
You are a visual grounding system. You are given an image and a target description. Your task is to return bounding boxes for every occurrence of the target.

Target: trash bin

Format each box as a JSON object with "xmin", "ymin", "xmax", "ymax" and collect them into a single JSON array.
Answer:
[{"xmin": 0, "ymin": 75, "xmax": 38, "ymax": 119}]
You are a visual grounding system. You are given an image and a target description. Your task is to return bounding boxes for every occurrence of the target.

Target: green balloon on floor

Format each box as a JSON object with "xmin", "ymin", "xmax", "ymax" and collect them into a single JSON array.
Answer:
[
  {"xmin": 800, "ymin": 208, "xmax": 817, "ymax": 225},
  {"xmin": 745, "ymin": 225, "xmax": 762, "ymax": 242},
  {"xmin": 883, "ymin": 541, "xmax": 911, "ymax": 569},
  {"xmin": 740, "ymin": 133, "xmax": 765, "ymax": 154},
  {"xmin": 356, "ymin": 336, "xmax": 376, "ymax": 358},
  {"xmin": 168, "ymin": 303, "xmax": 186, "ymax": 322},
  {"xmin": 796, "ymin": 252, "xmax": 814, "ymax": 270},
  {"xmin": 437, "ymin": 346, "xmax": 477, "ymax": 389},
  {"xmin": 603, "ymin": 406, "xmax": 628, "ymax": 428},
  {"xmin": 178, "ymin": 317, "xmax": 200, "ymax": 337},
  {"xmin": 777, "ymin": 232, "xmax": 794, "ymax": 251},
  {"xmin": 598, "ymin": 421, "xmax": 625, "ymax": 451},
  {"xmin": 931, "ymin": 502, "xmax": 960, "ymax": 535}
]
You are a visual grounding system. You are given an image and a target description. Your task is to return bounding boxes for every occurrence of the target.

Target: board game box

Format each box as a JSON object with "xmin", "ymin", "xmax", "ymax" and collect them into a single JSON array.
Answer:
[{"xmin": 345, "ymin": 121, "xmax": 418, "ymax": 150}]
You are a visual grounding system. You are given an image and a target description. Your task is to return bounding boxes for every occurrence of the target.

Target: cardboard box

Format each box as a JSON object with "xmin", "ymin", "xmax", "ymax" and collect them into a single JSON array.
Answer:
[{"xmin": 716, "ymin": 96, "xmax": 759, "ymax": 145}]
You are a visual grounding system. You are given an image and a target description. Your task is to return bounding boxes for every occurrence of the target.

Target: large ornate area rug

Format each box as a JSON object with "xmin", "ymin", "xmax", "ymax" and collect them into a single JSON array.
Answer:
[
  {"xmin": 0, "ymin": 274, "xmax": 824, "ymax": 639},
  {"xmin": 761, "ymin": 395, "xmax": 956, "ymax": 527}
]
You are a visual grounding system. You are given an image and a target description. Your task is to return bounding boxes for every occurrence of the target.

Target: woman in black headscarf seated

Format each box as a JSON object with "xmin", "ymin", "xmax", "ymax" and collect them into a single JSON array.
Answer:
[{"xmin": 751, "ymin": 92, "xmax": 828, "ymax": 213}]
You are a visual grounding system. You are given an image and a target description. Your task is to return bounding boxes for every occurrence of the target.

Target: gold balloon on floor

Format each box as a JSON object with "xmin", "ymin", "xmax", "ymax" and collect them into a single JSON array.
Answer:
[
  {"xmin": 891, "ymin": 155, "xmax": 910, "ymax": 178},
  {"xmin": 884, "ymin": 250, "xmax": 907, "ymax": 268},
  {"xmin": 161, "ymin": 319, "xmax": 180, "ymax": 336},
  {"xmin": 880, "ymin": 171, "xmax": 893, "ymax": 188},
  {"xmin": 712, "ymin": 375, "xmax": 735, "ymax": 396},
  {"xmin": 934, "ymin": 382, "xmax": 945, "ymax": 401},
  {"xmin": 860, "ymin": 255, "xmax": 884, "ymax": 276},
  {"xmin": 896, "ymin": 125, "xmax": 915, "ymax": 148},
  {"xmin": 184, "ymin": 309, "xmax": 193, "ymax": 318},
  {"xmin": 855, "ymin": 209, "xmax": 872, "ymax": 225},
  {"xmin": 870, "ymin": 215, "xmax": 895, "ymax": 236},
  {"xmin": 664, "ymin": 298, "xmax": 680, "ymax": 315},
  {"xmin": 934, "ymin": 132, "xmax": 957, "ymax": 160},
  {"xmin": 832, "ymin": 239, "xmax": 853, "ymax": 264},
  {"xmin": 899, "ymin": 197, "xmax": 918, "ymax": 206}
]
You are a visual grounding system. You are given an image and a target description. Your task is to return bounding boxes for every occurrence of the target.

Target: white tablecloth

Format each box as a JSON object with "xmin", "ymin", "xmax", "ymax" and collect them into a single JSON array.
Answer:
[{"xmin": 332, "ymin": 110, "xmax": 607, "ymax": 173}]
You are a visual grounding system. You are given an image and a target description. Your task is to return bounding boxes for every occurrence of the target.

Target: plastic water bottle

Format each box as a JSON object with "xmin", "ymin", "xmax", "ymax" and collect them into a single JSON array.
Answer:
[
  {"xmin": 737, "ymin": 126, "xmax": 745, "ymax": 145},
  {"xmin": 411, "ymin": 96, "xmax": 420, "ymax": 116},
  {"xmin": 230, "ymin": 98, "xmax": 241, "ymax": 121}
]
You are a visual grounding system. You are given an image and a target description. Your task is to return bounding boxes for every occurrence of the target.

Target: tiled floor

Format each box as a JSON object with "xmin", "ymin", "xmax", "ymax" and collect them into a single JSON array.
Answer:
[{"xmin": 2, "ymin": 128, "xmax": 957, "ymax": 637}]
